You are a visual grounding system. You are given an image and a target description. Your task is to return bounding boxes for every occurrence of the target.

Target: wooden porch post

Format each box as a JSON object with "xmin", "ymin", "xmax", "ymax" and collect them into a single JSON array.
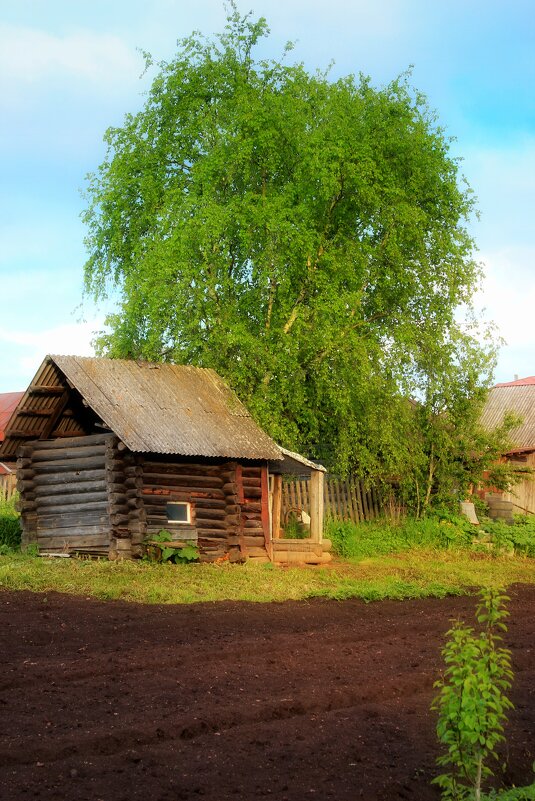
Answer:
[
  {"xmin": 309, "ymin": 469, "xmax": 324, "ymax": 543},
  {"xmin": 271, "ymin": 473, "xmax": 283, "ymax": 539}
]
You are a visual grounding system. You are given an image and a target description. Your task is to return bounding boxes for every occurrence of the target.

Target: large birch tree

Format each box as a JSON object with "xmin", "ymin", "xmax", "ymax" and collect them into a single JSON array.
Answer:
[{"xmin": 83, "ymin": 7, "xmax": 499, "ymax": 493}]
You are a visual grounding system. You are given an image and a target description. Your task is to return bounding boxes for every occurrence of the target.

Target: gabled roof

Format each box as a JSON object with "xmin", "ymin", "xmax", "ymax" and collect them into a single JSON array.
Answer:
[
  {"xmin": 0, "ymin": 392, "xmax": 24, "ymax": 442},
  {"xmin": 481, "ymin": 378, "xmax": 535, "ymax": 452},
  {"xmin": 0, "ymin": 355, "xmax": 283, "ymax": 462},
  {"xmin": 495, "ymin": 376, "xmax": 535, "ymax": 387}
]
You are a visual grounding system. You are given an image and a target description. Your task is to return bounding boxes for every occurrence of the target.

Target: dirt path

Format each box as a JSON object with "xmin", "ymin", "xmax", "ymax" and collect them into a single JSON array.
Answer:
[{"xmin": 0, "ymin": 587, "xmax": 533, "ymax": 801}]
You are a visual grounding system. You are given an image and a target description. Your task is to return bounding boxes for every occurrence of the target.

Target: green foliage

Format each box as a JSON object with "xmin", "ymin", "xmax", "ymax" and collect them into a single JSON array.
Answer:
[
  {"xmin": 432, "ymin": 588, "xmax": 514, "ymax": 801},
  {"xmin": 0, "ymin": 496, "xmax": 21, "ymax": 550},
  {"xmin": 82, "ymin": 6, "xmax": 499, "ymax": 493},
  {"xmin": 479, "ymin": 516, "xmax": 535, "ymax": 558},
  {"xmin": 325, "ymin": 513, "xmax": 475, "ymax": 561},
  {"xmin": 145, "ymin": 530, "xmax": 199, "ymax": 564},
  {"xmin": 482, "ymin": 786, "xmax": 535, "ymax": 800},
  {"xmin": 283, "ymin": 511, "xmax": 308, "ymax": 539}
]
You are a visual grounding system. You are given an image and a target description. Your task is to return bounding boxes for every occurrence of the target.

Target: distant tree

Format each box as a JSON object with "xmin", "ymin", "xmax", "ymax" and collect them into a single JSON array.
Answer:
[{"xmin": 83, "ymin": 6, "xmax": 502, "ymax": 496}]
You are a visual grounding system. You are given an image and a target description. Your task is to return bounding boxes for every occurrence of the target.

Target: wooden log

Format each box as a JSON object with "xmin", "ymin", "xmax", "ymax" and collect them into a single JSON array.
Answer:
[
  {"xmin": 242, "ymin": 477, "xmax": 261, "ymax": 488},
  {"xmin": 190, "ymin": 507, "xmax": 225, "ymax": 520},
  {"xmin": 32, "ymin": 469, "xmax": 107, "ymax": 487},
  {"xmin": 30, "ymin": 455, "xmax": 106, "ymax": 473},
  {"xmin": 29, "ymin": 432, "xmax": 112, "ymax": 449},
  {"xmin": 34, "ymin": 479, "xmax": 107, "ymax": 497},
  {"xmin": 28, "ymin": 384, "xmax": 65, "ymax": 395},
  {"xmin": 241, "ymin": 501, "xmax": 261, "ymax": 513},
  {"xmin": 194, "ymin": 518, "xmax": 227, "ymax": 530},
  {"xmin": 193, "ymin": 498, "xmax": 228, "ymax": 510},
  {"xmin": 199, "ymin": 553, "xmax": 226, "ymax": 563},
  {"xmin": 243, "ymin": 519, "xmax": 264, "ymax": 530},
  {"xmin": 243, "ymin": 487, "xmax": 262, "ymax": 499},
  {"xmin": 37, "ymin": 522, "xmax": 108, "ymax": 537},
  {"xmin": 196, "ymin": 527, "xmax": 233, "ymax": 538},
  {"xmin": 245, "ymin": 547, "xmax": 268, "ymax": 558},
  {"xmin": 241, "ymin": 467, "xmax": 261, "ymax": 477},
  {"xmin": 36, "ymin": 511, "xmax": 108, "ymax": 528},
  {"xmin": 141, "ymin": 473, "xmax": 224, "ymax": 488},
  {"xmin": 36, "ymin": 491, "xmax": 109, "ymax": 509},
  {"xmin": 36, "ymin": 533, "xmax": 109, "ymax": 549},
  {"xmin": 110, "ymin": 513, "xmax": 129, "ymax": 525},
  {"xmin": 32, "ymin": 444, "xmax": 107, "ymax": 462},
  {"xmin": 243, "ymin": 535, "xmax": 265, "ymax": 547}
]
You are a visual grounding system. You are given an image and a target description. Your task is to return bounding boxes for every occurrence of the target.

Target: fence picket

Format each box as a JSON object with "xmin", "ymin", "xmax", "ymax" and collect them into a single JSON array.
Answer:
[{"xmin": 281, "ymin": 474, "xmax": 383, "ymax": 527}]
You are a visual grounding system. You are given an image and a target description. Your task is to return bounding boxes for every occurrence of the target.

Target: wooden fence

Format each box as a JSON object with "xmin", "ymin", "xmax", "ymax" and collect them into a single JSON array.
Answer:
[
  {"xmin": 0, "ymin": 473, "xmax": 17, "ymax": 503},
  {"xmin": 282, "ymin": 475, "xmax": 382, "ymax": 525}
]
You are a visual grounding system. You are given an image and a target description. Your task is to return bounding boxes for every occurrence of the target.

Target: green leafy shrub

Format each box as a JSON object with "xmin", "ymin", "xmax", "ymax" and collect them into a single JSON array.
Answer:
[
  {"xmin": 479, "ymin": 516, "xmax": 535, "ymax": 558},
  {"xmin": 144, "ymin": 530, "xmax": 199, "ymax": 564},
  {"xmin": 482, "ymin": 786, "xmax": 535, "ymax": 800},
  {"xmin": 432, "ymin": 588, "xmax": 514, "ymax": 801},
  {"xmin": 0, "ymin": 496, "xmax": 21, "ymax": 551},
  {"xmin": 325, "ymin": 513, "xmax": 475, "ymax": 561}
]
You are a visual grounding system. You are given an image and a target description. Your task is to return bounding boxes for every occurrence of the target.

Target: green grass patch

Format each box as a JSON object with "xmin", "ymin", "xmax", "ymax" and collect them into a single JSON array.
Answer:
[
  {"xmin": 0, "ymin": 495, "xmax": 21, "ymax": 551},
  {"xmin": 0, "ymin": 547, "xmax": 533, "ymax": 604},
  {"xmin": 325, "ymin": 512, "xmax": 535, "ymax": 562}
]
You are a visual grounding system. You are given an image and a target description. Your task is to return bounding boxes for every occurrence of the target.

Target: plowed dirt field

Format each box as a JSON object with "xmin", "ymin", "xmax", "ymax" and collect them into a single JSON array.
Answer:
[{"xmin": 0, "ymin": 586, "xmax": 533, "ymax": 801}]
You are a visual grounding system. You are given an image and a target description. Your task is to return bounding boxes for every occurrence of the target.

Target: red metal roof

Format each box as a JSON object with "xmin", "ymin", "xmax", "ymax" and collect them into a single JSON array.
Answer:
[
  {"xmin": 0, "ymin": 392, "xmax": 24, "ymax": 442},
  {"xmin": 495, "ymin": 376, "xmax": 535, "ymax": 387}
]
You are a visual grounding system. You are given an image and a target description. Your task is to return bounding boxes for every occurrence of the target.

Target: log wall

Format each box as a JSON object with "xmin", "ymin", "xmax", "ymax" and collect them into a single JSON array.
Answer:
[
  {"xmin": 17, "ymin": 433, "xmax": 113, "ymax": 555},
  {"xmin": 140, "ymin": 458, "xmax": 248, "ymax": 562},
  {"xmin": 238, "ymin": 465, "xmax": 270, "ymax": 562}
]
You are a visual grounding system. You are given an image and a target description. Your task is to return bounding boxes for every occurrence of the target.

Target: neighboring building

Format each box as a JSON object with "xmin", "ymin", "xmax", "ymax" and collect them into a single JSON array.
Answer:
[
  {"xmin": 481, "ymin": 376, "xmax": 535, "ymax": 514},
  {"xmin": 0, "ymin": 355, "xmax": 329, "ymax": 562},
  {"xmin": 0, "ymin": 392, "xmax": 24, "ymax": 474}
]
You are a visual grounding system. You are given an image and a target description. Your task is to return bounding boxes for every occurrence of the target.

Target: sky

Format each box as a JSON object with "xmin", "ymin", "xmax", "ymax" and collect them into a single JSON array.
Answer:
[{"xmin": 0, "ymin": 0, "xmax": 534, "ymax": 392}]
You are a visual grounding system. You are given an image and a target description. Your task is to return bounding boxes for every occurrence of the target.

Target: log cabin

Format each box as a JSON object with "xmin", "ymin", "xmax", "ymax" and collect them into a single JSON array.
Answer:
[{"xmin": 0, "ymin": 355, "xmax": 329, "ymax": 563}]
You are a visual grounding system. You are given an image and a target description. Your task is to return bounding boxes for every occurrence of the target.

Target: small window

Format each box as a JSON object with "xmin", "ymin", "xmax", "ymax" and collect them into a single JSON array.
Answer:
[{"xmin": 166, "ymin": 502, "xmax": 191, "ymax": 524}]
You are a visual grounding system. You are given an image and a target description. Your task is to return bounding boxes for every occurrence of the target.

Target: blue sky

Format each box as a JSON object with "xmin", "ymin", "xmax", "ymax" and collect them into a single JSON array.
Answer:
[{"xmin": 1, "ymin": 0, "xmax": 534, "ymax": 392}]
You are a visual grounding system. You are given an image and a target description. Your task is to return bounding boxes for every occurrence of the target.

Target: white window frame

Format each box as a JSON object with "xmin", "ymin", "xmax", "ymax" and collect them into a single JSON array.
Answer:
[{"xmin": 166, "ymin": 501, "xmax": 192, "ymax": 525}]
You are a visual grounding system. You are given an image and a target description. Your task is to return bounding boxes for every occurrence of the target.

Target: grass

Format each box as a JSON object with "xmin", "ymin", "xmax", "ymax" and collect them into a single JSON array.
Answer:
[
  {"xmin": 0, "ymin": 547, "xmax": 534, "ymax": 604},
  {"xmin": 0, "ymin": 495, "xmax": 21, "ymax": 551}
]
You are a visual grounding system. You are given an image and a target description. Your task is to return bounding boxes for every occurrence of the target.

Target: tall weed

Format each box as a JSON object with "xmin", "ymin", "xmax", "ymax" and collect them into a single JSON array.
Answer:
[
  {"xmin": 326, "ymin": 512, "xmax": 474, "ymax": 561},
  {"xmin": 0, "ymin": 495, "xmax": 21, "ymax": 550}
]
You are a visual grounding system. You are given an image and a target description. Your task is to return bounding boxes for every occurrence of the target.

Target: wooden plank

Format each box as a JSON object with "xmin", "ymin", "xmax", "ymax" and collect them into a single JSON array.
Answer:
[
  {"xmin": 354, "ymin": 479, "xmax": 364, "ymax": 520},
  {"xmin": 348, "ymin": 479, "xmax": 360, "ymax": 524},
  {"xmin": 361, "ymin": 481, "xmax": 370, "ymax": 520},
  {"xmin": 260, "ymin": 466, "xmax": 271, "ymax": 559},
  {"xmin": 271, "ymin": 474, "xmax": 282, "ymax": 539},
  {"xmin": 309, "ymin": 470, "xmax": 324, "ymax": 542},
  {"xmin": 336, "ymin": 479, "xmax": 344, "ymax": 518},
  {"xmin": 28, "ymin": 385, "xmax": 65, "ymax": 395}
]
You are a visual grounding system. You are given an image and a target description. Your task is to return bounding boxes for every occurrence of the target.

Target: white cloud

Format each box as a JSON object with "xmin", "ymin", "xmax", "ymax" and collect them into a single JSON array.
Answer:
[
  {"xmin": 476, "ymin": 246, "xmax": 535, "ymax": 381},
  {"xmin": 0, "ymin": 319, "xmax": 104, "ymax": 391},
  {"xmin": 464, "ymin": 137, "xmax": 535, "ymax": 249},
  {"xmin": 0, "ymin": 23, "xmax": 139, "ymax": 89}
]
